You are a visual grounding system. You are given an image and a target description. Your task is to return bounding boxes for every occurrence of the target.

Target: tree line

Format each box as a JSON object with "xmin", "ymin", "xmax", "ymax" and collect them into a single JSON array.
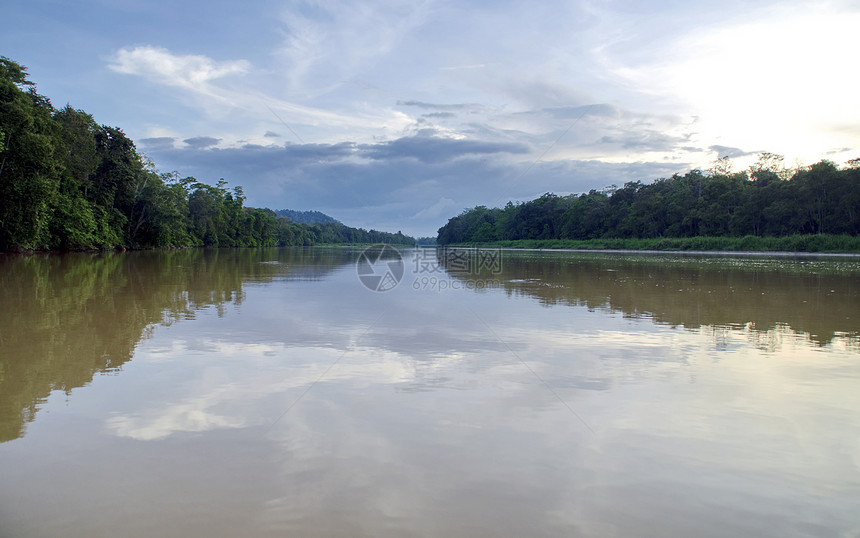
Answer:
[
  {"xmin": 437, "ymin": 155, "xmax": 860, "ymax": 245},
  {"xmin": 0, "ymin": 57, "xmax": 412, "ymax": 252}
]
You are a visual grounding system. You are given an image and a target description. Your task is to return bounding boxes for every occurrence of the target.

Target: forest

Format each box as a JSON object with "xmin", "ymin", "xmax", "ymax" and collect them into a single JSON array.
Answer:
[
  {"xmin": 437, "ymin": 155, "xmax": 860, "ymax": 247},
  {"xmin": 0, "ymin": 57, "xmax": 412, "ymax": 252}
]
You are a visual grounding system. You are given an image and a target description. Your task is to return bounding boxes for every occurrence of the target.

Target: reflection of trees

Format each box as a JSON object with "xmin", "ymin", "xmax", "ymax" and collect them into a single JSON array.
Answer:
[
  {"xmin": 0, "ymin": 247, "xmax": 354, "ymax": 442},
  {"xmin": 438, "ymin": 249, "xmax": 860, "ymax": 349}
]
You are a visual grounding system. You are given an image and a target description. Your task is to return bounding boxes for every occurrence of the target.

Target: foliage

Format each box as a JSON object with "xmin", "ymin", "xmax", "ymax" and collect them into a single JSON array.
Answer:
[
  {"xmin": 0, "ymin": 57, "xmax": 58, "ymax": 250},
  {"xmin": 447, "ymin": 235, "xmax": 860, "ymax": 253},
  {"xmin": 0, "ymin": 57, "xmax": 412, "ymax": 251},
  {"xmin": 438, "ymin": 160, "xmax": 860, "ymax": 250}
]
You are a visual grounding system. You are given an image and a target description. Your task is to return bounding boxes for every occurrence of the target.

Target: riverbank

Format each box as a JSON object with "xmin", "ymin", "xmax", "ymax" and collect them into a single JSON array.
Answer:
[
  {"xmin": 443, "ymin": 234, "xmax": 860, "ymax": 253},
  {"xmin": 0, "ymin": 242, "xmax": 417, "ymax": 256}
]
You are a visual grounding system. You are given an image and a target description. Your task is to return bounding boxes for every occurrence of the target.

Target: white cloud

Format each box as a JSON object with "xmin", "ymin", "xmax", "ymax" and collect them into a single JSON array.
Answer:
[
  {"xmin": 109, "ymin": 45, "xmax": 250, "ymax": 91},
  {"xmin": 276, "ymin": 0, "xmax": 434, "ymax": 96},
  {"xmin": 108, "ymin": 45, "xmax": 413, "ymax": 146}
]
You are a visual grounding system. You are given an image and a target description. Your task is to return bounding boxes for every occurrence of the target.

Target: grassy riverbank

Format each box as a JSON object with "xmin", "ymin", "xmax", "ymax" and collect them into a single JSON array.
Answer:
[{"xmin": 446, "ymin": 234, "xmax": 860, "ymax": 253}]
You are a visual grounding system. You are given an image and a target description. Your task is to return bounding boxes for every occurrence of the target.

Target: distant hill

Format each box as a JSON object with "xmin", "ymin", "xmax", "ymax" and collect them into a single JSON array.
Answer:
[{"xmin": 275, "ymin": 209, "xmax": 340, "ymax": 225}]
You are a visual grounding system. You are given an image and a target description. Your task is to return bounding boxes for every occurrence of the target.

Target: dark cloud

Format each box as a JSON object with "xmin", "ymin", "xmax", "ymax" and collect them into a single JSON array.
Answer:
[
  {"xmin": 161, "ymin": 142, "xmax": 357, "ymax": 171},
  {"xmin": 422, "ymin": 112, "xmax": 456, "ymax": 119},
  {"xmin": 141, "ymin": 137, "xmax": 684, "ymax": 236},
  {"xmin": 183, "ymin": 136, "xmax": 221, "ymax": 149},
  {"xmin": 139, "ymin": 137, "xmax": 176, "ymax": 150},
  {"xmin": 709, "ymin": 145, "xmax": 753, "ymax": 158},
  {"xmin": 359, "ymin": 134, "xmax": 529, "ymax": 164},
  {"xmin": 264, "ymin": 131, "xmax": 281, "ymax": 138},
  {"xmin": 275, "ymin": 142, "xmax": 357, "ymax": 161}
]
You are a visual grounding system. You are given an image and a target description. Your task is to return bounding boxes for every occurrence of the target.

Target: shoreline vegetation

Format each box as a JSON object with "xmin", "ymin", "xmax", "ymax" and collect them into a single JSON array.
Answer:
[
  {"xmin": 0, "ymin": 57, "xmax": 414, "ymax": 253},
  {"xmin": 445, "ymin": 235, "xmax": 860, "ymax": 254},
  {"xmin": 436, "ymin": 157, "xmax": 860, "ymax": 253}
]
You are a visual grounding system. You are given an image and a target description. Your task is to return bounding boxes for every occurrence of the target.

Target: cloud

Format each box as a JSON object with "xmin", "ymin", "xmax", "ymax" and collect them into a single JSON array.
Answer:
[
  {"xmin": 422, "ymin": 112, "xmax": 456, "ymax": 119},
  {"xmin": 534, "ymin": 104, "xmax": 619, "ymax": 119},
  {"xmin": 598, "ymin": 130, "xmax": 690, "ymax": 151},
  {"xmin": 183, "ymin": 136, "xmax": 221, "ymax": 149},
  {"xmin": 264, "ymin": 131, "xmax": 281, "ymax": 138},
  {"xmin": 139, "ymin": 137, "xmax": 176, "ymax": 150},
  {"xmin": 709, "ymin": 145, "xmax": 753, "ymax": 159},
  {"xmin": 108, "ymin": 45, "xmax": 250, "ymax": 91},
  {"xmin": 109, "ymin": 45, "xmax": 400, "ymax": 139},
  {"xmin": 397, "ymin": 100, "xmax": 481, "ymax": 111},
  {"xmin": 360, "ymin": 133, "xmax": 530, "ymax": 163},
  {"xmin": 141, "ymin": 134, "xmax": 681, "ymax": 237},
  {"xmin": 276, "ymin": 0, "xmax": 433, "ymax": 95}
]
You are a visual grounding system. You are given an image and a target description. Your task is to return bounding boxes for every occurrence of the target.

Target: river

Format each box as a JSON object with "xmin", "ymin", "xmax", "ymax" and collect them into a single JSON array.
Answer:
[{"xmin": 1, "ymin": 247, "xmax": 858, "ymax": 537}]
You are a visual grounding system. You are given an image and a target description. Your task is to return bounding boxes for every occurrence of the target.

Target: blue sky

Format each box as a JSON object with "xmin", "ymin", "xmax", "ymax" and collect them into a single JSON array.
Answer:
[{"xmin": 4, "ymin": 0, "xmax": 858, "ymax": 236}]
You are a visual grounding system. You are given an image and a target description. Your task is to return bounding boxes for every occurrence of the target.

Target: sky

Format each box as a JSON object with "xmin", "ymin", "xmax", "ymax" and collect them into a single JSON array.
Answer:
[{"xmin": 3, "ymin": 0, "xmax": 859, "ymax": 237}]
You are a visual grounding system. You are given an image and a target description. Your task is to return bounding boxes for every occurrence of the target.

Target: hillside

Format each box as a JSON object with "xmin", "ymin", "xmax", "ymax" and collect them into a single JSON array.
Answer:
[{"xmin": 274, "ymin": 209, "xmax": 340, "ymax": 225}]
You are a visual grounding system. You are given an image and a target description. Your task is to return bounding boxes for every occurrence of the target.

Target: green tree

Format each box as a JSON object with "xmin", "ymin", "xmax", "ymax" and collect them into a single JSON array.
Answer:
[{"xmin": 0, "ymin": 57, "xmax": 59, "ymax": 250}]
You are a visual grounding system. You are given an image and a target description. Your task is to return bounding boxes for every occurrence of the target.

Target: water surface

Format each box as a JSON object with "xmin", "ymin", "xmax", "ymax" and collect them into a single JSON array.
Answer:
[{"xmin": 1, "ymin": 247, "xmax": 858, "ymax": 537}]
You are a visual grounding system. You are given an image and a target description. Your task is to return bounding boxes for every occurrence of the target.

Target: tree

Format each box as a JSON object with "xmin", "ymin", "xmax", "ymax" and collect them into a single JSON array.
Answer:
[
  {"xmin": 710, "ymin": 155, "xmax": 733, "ymax": 176},
  {"xmin": 749, "ymin": 152, "xmax": 789, "ymax": 180},
  {"xmin": 436, "ymin": 161, "xmax": 860, "ymax": 244},
  {"xmin": 53, "ymin": 106, "xmax": 98, "ymax": 196},
  {"xmin": 0, "ymin": 57, "xmax": 59, "ymax": 250}
]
